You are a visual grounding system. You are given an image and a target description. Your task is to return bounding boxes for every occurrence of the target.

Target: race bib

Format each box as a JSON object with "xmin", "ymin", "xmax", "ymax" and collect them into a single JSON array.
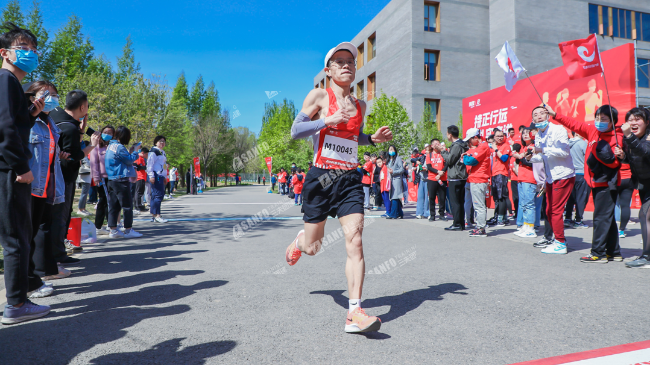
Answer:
[{"xmin": 321, "ymin": 134, "xmax": 358, "ymax": 165}]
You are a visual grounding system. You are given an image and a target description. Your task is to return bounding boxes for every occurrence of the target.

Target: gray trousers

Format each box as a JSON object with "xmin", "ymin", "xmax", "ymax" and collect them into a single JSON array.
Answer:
[
  {"xmin": 363, "ymin": 186, "xmax": 371, "ymax": 209},
  {"xmin": 470, "ymin": 182, "xmax": 488, "ymax": 229},
  {"xmin": 464, "ymin": 182, "xmax": 473, "ymax": 223}
]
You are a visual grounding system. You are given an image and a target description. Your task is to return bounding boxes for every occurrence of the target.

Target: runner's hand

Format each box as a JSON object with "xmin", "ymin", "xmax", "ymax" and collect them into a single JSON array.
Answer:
[
  {"xmin": 16, "ymin": 170, "xmax": 34, "ymax": 184},
  {"xmin": 324, "ymin": 108, "xmax": 349, "ymax": 127},
  {"xmin": 372, "ymin": 126, "xmax": 393, "ymax": 143},
  {"xmin": 621, "ymin": 122, "xmax": 632, "ymax": 137}
]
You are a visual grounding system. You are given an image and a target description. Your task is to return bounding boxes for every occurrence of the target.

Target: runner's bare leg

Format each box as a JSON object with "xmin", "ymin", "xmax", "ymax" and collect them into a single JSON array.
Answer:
[
  {"xmin": 297, "ymin": 221, "xmax": 326, "ymax": 255},
  {"xmin": 339, "ymin": 213, "xmax": 364, "ymax": 299}
]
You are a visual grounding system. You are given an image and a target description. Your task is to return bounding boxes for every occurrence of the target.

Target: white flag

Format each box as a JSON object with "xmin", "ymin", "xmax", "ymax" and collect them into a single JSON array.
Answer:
[{"xmin": 495, "ymin": 41, "xmax": 525, "ymax": 92}]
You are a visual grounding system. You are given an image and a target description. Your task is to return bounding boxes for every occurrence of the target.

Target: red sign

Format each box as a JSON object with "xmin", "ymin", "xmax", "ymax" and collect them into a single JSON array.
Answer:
[
  {"xmin": 559, "ymin": 34, "xmax": 604, "ymax": 80},
  {"xmin": 193, "ymin": 157, "xmax": 201, "ymax": 178},
  {"xmin": 463, "ymin": 43, "xmax": 635, "ymax": 139},
  {"xmin": 265, "ymin": 157, "xmax": 272, "ymax": 175}
]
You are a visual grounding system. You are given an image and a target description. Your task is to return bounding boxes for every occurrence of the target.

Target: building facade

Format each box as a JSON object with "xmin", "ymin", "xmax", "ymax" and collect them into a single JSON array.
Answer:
[{"xmin": 313, "ymin": 0, "xmax": 650, "ymax": 132}]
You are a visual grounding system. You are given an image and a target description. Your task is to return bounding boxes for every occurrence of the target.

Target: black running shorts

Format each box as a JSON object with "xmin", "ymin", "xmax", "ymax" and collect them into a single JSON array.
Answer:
[{"xmin": 301, "ymin": 166, "xmax": 365, "ymax": 223}]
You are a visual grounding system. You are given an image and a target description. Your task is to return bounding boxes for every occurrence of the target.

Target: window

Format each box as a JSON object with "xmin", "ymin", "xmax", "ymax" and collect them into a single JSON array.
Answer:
[
  {"xmin": 424, "ymin": 99, "xmax": 440, "ymax": 127},
  {"xmin": 424, "ymin": 50, "xmax": 440, "ymax": 81},
  {"xmin": 357, "ymin": 80, "xmax": 364, "ymax": 100},
  {"xmin": 326, "ymin": 77, "xmax": 331, "ymax": 89},
  {"xmin": 589, "ymin": 4, "xmax": 650, "ymax": 41},
  {"xmin": 320, "ymin": 79, "xmax": 324, "ymax": 89},
  {"xmin": 424, "ymin": 2, "xmax": 440, "ymax": 32},
  {"xmin": 367, "ymin": 73, "xmax": 376, "ymax": 101},
  {"xmin": 315, "ymin": 84, "xmax": 319, "ymax": 89},
  {"xmin": 357, "ymin": 43, "xmax": 364, "ymax": 69},
  {"xmin": 367, "ymin": 33, "xmax": 376, "ymax": 62},
  {"xmin": 639, "ymin": 58, "xmax": 650, "ymax": 88}
]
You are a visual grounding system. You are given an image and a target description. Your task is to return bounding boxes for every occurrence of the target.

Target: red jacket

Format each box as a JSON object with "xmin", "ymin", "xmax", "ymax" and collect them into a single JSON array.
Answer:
[
  {"xmin": 467, "ymin": 142, "xmax": 491, "ymax": 184},
  {"xmin": 380, "ymin": 165, "xmax": 390, "ymax": 192},
  {"xmin": 361, "ymin": 161, "xmax": 374, "ymax": 185},
  {"xmin": 553, "ymin": 114, "xmax": 623, "ymax": 188},
  {"xmin": 135, "ymin": 156, "xmax": 147, "ymax": 181},
  {"xmin": 291, "ymin": 174, "xmax": 303, "ymax": 194}
]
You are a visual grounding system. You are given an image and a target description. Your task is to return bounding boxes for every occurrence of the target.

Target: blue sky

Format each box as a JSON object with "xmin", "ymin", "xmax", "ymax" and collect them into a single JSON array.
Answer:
[{"xmin": 20, "ymin": 0, "xmax": 391, "ymax": 133}]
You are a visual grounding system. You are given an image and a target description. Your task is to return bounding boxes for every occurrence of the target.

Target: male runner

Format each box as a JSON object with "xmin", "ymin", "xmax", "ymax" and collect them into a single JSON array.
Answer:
[{"xmin": 286, "ymin": 42, "xmax": 393, "ymax": 333}]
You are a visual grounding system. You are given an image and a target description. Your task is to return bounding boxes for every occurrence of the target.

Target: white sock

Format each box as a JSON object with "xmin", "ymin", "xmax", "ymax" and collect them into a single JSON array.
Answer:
[{"xmin": 349, "ymin": 299, "xmax": 361, "ymax": 313}]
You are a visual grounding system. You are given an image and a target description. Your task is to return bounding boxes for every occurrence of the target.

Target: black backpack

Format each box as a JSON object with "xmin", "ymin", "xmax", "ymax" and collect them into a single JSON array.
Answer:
[{"xmin": 297, "ymin": 174, "xmax": 303, "ymax": 182}]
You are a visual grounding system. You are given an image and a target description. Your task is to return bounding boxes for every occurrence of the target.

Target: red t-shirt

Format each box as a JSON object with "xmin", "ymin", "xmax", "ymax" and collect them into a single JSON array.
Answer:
[
  {"xmin": 467, "ymin": 142, "xmax": 491, "ymax": 184},
  {"xmin": 380, "ymin": 165, "xmax": 390, "ymax": 192},
  {"xmin": 362, "ymin": 161, "xmax": 374, "ymax": 185},
  {"xmin": 509, "ymin": 157, "xmax": 518, "ymax": 181},
  {"xmin": 492, "ymin": 142, "xmax": 511, "ymax": 177},
  {"xmin": 426, "ymin": 151, "xmax": 447, "ymax": 181},
  {"xmin": 517, "ymin": 144, "xmax": 536, "ymax": 184},
  {"xmin": 278, "ymin": 172, "xmax": 287, "ymax": 183},
  {"xmin": 136, "ymin": 156, "xmax": 147, "ymax": 181},
  {"xmin": 292, "ymin": 174, "xmax": 303, "ymax": 194}
]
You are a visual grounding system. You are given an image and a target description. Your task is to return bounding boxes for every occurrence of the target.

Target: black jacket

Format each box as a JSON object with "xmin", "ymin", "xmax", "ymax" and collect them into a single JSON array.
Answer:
[
  {"xmin": 624, "ymin": 132, "xmax": 650, "ymax": 182},
  {"xmin": 0, "ymin": 69, "xmax": 35, "ymax": 175},
  {"xmin": 441, "ymin": 139, "xmax": 469, "ymax": 180},
  {"xmin": 49, "ymin": 107, "xmax": 86, "ymax": 182}
]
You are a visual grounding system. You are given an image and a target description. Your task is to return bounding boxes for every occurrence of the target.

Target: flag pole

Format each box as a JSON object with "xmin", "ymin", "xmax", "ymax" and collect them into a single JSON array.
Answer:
[
  {"xmin": 523, "ymin": 69, "xmax": 546, "ymax": 106},
  {"xmin": 595, "ymin": 35, "xmax": 619, "ymax": 147}
]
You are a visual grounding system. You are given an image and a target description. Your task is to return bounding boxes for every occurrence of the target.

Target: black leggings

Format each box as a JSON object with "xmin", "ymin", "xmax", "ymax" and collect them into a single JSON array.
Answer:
[
  {"xmin": 95, "ymin": 179, "xmax": 109, "ymax": 230},
  {"xmin": 617, "ymin": 178, "xmax": 634, "ymax": 230}
]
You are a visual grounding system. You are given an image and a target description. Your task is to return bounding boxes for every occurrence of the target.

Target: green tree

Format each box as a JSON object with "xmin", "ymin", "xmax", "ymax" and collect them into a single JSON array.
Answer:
[
  {"xmin": 44, "ymin": 14, "xmax": 94, "ymax": 82},
  {"xmin": 414, "ymin": 103, "xmax": 447, "ymax": 149},
  {"xmin": 257, "ymin": 99, "xmax": 312, "ymax": 173},
  {"xmin": 200, "ymin": 81, "xmax": 220, "ymax": 119},
  {"xmin": 170, "ymin": 72, "xmax": 189, "ymax": 108},
  {"xmin": 1, "ymin": 0, "xmax": 24, "ymax": 28},
  {"xmin": 115, "ymin": 35, "xmax": 140, "ymax": 84},
  {"xmin": 188, "ymin": 74, "xmax": 205, "ymax": 118},
  {"xmin": 359, "ymin": 92, "xmax": 414, "ymax": 160},
  {"xmin": 194, "ymin": 112, "xmax": 234, "ymax": 179},
  {"xmin": 24, "ymin": 1, "xmax": 49, "ymax": 82}
]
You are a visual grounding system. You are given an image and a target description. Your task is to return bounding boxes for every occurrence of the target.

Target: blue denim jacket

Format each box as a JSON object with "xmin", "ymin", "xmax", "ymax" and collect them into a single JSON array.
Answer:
[
  {"xmin": 28, "ymin": 115, "xmax": 65, "ymax": 204},
  {"xmin": 105, "ymin": 140, "xmax": 138, "ymax": 180}
]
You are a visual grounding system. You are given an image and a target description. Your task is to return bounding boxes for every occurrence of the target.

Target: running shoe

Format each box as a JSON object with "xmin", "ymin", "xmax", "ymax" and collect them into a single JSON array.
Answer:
[
  {"xmin": 154, "ymin": 216, "xmax": 169, "ymax": 223},
  {"xmin": 415, "ymin": 215, "xmax": 422, "ymax": 219},
  {"xmin": 109, "ymin": 230, "xmax": 124, "ymax": 239},
  {"xmin": 626, "ymin": 255, "xmax": 650, "ymax": 268},
  {"xmin": 572, "ymin": 221, "xmax": 589, "ymax": 229},
  {"xmin": 619, "ymin": 230, "xmax": 626, "ymax": 238},
  {"xmin": 541, "ymin": 241, "xmax": 567, "ymax": 254},
  {"xmin": 285, "ymin": 230, "xmax": 304, "ymax": 266},
  {"xmin": 64, "ymin": 239, "xmax": 83, "ymax": 253},
  {"xmin": 1, "ymin": 300, "xmax": 50, "ymax": 325},
  {"xmin": 563, "ymin": 219, "xmax": 574, "ymax": 228},
  {"xmin": 345, "ymin": 307, "xmax": 381, "ymax": 333},
  {"xmin": 469, "ymin": 228, "xmax": 487, "ymax": 237},
  {"xmin": 123, "ymin": 229, "xmax": 143, "ymax": 239},
  {"xmin": 515, "ymin": 227, "xmax": 537, "ymax": 238},
  {"xmin": 580, "ymin": 255, "xmax": 607, "ymax": 263},
  {"xmin": 607, "ymin": 254, "xmax": 623, "ymax": 262},
  {"xmin": 28, "ymin": 283, "xmax": 53, "ymax": 299},
  {"xmin": 76, "ymin": 210, "xmax": 91, "ymax": 216},
  {"xmin": 533, "ymin": 237, "xmax": 553, "ymax": 248},
  {"xmin": 496, "ymin": 221, "xmax": 506, "ymax": 227}
]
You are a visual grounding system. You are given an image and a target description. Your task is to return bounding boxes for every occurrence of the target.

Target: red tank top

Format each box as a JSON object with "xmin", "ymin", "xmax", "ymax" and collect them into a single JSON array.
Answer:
[{"xmin": 314, "ymin": 88, "xmax": 362, "ymax": 170}]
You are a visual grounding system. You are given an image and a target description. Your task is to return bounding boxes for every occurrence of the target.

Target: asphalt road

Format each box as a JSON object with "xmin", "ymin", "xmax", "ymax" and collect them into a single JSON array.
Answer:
[{"xmin": 1, "ymin": 185, "xmax": 649, "ymax": 364}]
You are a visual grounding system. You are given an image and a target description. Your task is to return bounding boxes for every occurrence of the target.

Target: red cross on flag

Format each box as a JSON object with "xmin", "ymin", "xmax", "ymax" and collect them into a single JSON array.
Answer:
[
  {"xmin": 495, "ymin": 41, "xmax": 525, "ymax": 92},
  {"xmin": 559, "ymin": 34, "xmax": 603, "ymax": 80}
]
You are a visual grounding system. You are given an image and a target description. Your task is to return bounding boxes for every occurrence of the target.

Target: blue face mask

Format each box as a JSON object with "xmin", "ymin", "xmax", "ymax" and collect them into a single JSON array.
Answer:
[
  {"xmin": 389, "ymin": 151, "xmax": 396, "ymax": 156},
  {"xmin": 595, "ymin": 121, "xmax": 611, "ymax": 132},
  {"xmin": 535, "ymin": 121, "xmax": 549, "ymax": 130},
  {"xmin": 42, "ymin": 96, "xmax": 59, "ymax": 113},
  {"xmin": 11, "ymin": 49, "xmax": 39, "ymax": 73},
  {"xmin": 101, "ymin": 133, "xmax": 113, "ymax": 141}
]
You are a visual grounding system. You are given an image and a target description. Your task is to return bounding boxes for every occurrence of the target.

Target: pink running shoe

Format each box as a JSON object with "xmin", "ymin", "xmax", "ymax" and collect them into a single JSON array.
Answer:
[{"xmin": 285, "ymin": 230, "xmax": 304, "ymax": 266}]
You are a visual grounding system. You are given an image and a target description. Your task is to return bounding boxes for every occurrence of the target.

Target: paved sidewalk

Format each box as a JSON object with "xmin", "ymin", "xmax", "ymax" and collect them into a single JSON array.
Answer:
[{"xmin": 1, "ymin": 186, "xmax": 649, "ymax": 364}]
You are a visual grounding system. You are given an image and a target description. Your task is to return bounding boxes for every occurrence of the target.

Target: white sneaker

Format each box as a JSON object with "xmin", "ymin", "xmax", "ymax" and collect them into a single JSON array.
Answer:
[
  {"xmin": 415, "ymin": 215, "xmax": 422, "ymax": 219},
  {"xmin": 76, "ymin": 210, "xmax": 91, "ymax": 216},
  {"xmin": 109, "ymin": 230, "xmax": 124, "ymax": 239},
  {"xmin": 42, "ymin": 266, "xmax": 71, "ymax": 280},
  {"xmin": 515, "ymin": 226, "xmax": 537, "ymax": 238},
  {"xmin": 541, "ymin": 241, "xmax": 567, "ymax": 254},
  {"xmin": 97, "ymin": 227, "xmax": 110, "ymax": 236},
  {"xmin": 123, "ymin": 229, "xmax": 143, "ymax": 239},
  {"xmin": 28, "ymin": 283, "xmax": 54, "ymax": 299},
  {"xmin": 154, "ymin": 216, "xmax": 168, "ymax": 223},
  {"xmin": 133, "ymin": 209, "xmax": 141, "ymax": 215}
]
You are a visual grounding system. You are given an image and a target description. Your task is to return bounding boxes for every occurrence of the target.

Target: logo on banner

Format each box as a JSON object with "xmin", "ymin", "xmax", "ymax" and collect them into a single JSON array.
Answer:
[{"xmin": 578, "ymin": 46, "xmax": 595, "ymax": 62}]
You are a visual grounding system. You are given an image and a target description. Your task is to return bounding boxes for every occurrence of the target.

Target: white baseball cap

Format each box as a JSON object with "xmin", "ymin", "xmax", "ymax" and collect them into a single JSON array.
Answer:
[
  {"xmin": 463, "ymin": 128, "xmax": 481, "ymax": 142},
  {"xmin": 324, "ymin": 42, "xmax": 358, "ymax": 68}
]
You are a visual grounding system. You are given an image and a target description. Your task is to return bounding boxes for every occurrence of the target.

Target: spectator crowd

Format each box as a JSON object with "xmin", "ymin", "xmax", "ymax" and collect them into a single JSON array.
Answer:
[{"xmin": 0, "ymin": 23, "xmax": 184, "ymax": 325}]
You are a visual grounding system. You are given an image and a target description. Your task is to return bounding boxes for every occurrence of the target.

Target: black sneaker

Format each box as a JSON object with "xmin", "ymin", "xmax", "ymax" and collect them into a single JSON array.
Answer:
[
  {"xmin": 563, "ymin": 219, "xmax": 574, "ymax": 228},
  {"xmin": 444, "ymin": 225, "xmax": 463, "ymax": 231},
  {"xmin": 469, "ymin": 228, "xmax": 487, "ymax": 237},
  {"xmin": 58, "ymin": 256, "xmax": 81, "ymax": 265},
  {"xmin": 486, "ymin": 218, "xmax": 497, "ymax": 226},
  {"xmin": 533, "ymin": 238, "xmax": 553, "ymax": 248},
  {"xmin": 428, "ymin": 217, "xmax": 435, "ymax": 222},
  {"xmin": 439, "ymin": 214, "xmax": 448, "ymax": 221},
  {"xmin": 496, "ymin": 221, "xmax": 506, "ymax": 227}
]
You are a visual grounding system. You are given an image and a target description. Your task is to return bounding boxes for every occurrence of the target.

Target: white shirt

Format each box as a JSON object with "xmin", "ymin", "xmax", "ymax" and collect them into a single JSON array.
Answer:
[
  {"xmin": 530, "ymin": 123, "xmax": 575, "ymax": 183},
  {"xmin": 146, "ymin": 148, "xmax": 167, "ymax": 180},
  {"xmin": 169, "ymin": 167, "xmax": 178, "ymax": 181}
]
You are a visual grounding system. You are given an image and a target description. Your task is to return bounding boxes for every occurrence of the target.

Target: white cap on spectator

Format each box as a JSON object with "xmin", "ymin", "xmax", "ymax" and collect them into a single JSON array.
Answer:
[{"xmin": 463, "ymin": 128, "xmax": 481, "ymax": 142}]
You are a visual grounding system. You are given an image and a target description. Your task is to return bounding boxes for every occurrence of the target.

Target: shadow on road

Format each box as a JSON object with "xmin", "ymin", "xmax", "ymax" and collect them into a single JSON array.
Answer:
[
  {"xmin": 311, "ymin": 283, "xmax": 468, "ymax": 323},
  {"xmin": 89, "ymin": 338, "xmax": 237, "ymax": 364}
]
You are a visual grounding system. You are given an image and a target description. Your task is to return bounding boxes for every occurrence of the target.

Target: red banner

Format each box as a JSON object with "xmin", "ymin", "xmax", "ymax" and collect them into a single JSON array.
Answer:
[
  {"xmin": 462, "ymin": 43, "xmax": 635, "ymax": 139},
  {"xmin": 193, "ymin": 157, "xmax": 201, "ymax": 178},
  {"xmin": 265, "ymin": 157, "xmax": 273, "ymax": 175}
]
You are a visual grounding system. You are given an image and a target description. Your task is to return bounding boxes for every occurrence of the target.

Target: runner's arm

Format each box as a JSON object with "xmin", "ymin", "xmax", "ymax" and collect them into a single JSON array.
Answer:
[{"xmin": 291, "ymin": 89, "xmax": 327, "ymax": 139}]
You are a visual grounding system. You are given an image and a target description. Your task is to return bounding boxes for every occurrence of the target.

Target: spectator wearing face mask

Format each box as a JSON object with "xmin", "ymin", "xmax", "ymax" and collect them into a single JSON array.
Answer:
[
  {"xmin": 104, "ymin": 126, "xmax": 143, "ymax": 239},
  {"xmin": 90, "ymin": 125, "xmax": 115, "ymax": 235}
]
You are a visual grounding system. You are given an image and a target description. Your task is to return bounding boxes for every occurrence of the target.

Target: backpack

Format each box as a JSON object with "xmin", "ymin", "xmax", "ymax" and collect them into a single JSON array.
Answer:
[
  {"xmin": 297, "ymin": 174, "xmax": 303, "ymax": 182},
  {"xmin": 288, "ymin": 188, "xmax": 295, "ymax": 199}
]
